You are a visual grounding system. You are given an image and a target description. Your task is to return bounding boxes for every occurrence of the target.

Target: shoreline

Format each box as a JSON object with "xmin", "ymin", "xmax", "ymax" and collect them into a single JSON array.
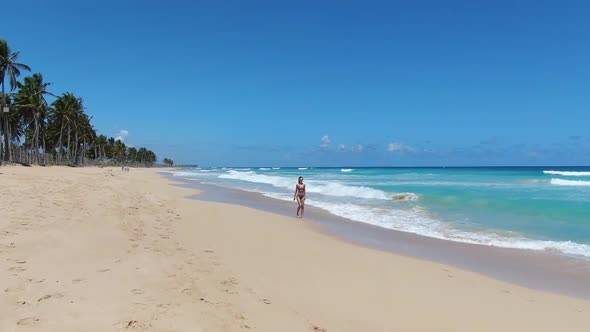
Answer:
[{"xmin": 164, "ymin": 173, "xmax": 590, "ymax": 300}]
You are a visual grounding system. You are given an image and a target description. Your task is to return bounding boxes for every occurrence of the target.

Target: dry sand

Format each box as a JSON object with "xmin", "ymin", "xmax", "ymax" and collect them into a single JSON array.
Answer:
[{"xmin": 0, "ymin": 166, "xmax": 588, "ymax": 331}]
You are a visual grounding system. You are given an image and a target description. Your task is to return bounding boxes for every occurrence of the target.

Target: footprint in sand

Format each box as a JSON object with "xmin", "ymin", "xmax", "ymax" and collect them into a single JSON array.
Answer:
[
  {"xmin": 72, "ymin": 278, "xmax": 85, "ymax": 283},
  {"xmin": 5, "ymin": 287, "xmax": 24, "ymax": 293},
  {"xmin": 17, "ymin": 317, "xmax": 40, "ymax": 326},
  {"xmin": 130, "ymin": 289, "xmax": 144, "ymax": 295},
  {"xmin": 115, "ymin": 319, "xmax": 151, "ymax": 330},
  {"xmin": 181, "ymin": 288, "xmax": 194, "ymax": 296},
  {"xmin": 38, "ymin": 293, "xmax": 64, "ymax": 302},
  {"xmin": 8, "ymin": 266, "xmax": 26, "ymax": 273},
  {"xmin": 220, "ymin": 277, "xmax": 239, "ymax": 286},
  {"xmin": 27, "ymin": 278, "xmax": 46, "ymax": 284},
  {"xmin": 97, "ymin": 268, "xmax": 111, "ymax": 273},
  {"xmin": 312, "ymin": 325, "xmax": 327, "ymax": 332}
]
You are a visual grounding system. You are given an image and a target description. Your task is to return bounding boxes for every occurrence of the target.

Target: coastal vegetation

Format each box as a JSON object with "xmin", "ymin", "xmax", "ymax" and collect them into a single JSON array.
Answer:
[{"xmin": 0, "ymin": 39, "xmax": 158, "ymax": 166}]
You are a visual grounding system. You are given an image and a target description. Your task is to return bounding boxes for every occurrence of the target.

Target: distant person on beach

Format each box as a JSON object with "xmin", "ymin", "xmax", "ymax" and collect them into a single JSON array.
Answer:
[{"xmin": 294, "ymin": 176, "xmax": 306, "ymax": 218}]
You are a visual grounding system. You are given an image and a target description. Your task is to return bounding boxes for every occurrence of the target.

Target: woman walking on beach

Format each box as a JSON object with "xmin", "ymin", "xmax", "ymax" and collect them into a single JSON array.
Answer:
[{"xmin": 294, "ymin": 176, "xmax": 306, "ymax": 218}]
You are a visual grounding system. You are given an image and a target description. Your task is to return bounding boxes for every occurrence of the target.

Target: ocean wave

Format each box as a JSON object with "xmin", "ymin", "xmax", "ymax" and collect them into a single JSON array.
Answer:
[
  {"xmin": 218, "ymin": 170, "xmax": 395, "ymax": 200},
  {"xmin": 341, "ymin": 169, "xmax": 353, "ymax": 172},
  {"xmin": 261, "ymin": 192, "xmax": 590, "ymax": 258},
  {"xmin": 298, "ymin": 167, "xmax": 308, "ymax": 170},
  {"xmin": 543, "ymin": 170, "xmax": 590, "ymax": 177},
  {"xmin": 220, "ymin": 170, "xmax": 292, "ymax": 188},
  {"xmin": 169, "ymin": 171, "xmax": 200, "ymax": 177},
  {"xmin": 272, "ymin": 167, "xmax": 281, "ymax": 170},
  {"xmin": 259, "ymin": 167, "xmax": 271, "ymax": 171},
  {"xmin": 550, "ymin": 178, "xmax": 590, "ymax": 186},
  {"xmin": 312, "ymin": 182, "xmax": 392, "ymax": 200}
]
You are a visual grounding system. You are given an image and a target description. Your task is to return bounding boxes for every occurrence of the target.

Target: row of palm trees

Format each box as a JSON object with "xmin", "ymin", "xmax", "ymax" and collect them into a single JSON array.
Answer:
[{"xmin": 0, "ymin": 39, "xmax": 159, "ymax": 166}]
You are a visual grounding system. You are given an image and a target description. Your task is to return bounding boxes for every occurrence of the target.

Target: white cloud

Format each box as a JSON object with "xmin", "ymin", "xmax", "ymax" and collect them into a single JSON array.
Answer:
[
  {"xmin": 320, "ymin": 135, "xmax": 331, "ymax": 147},
  {"xmin": 114, "ymin": 129, "xmax": 130, "ymax": 142},
  {"xmin": 387, "ymin": 142, "xmax": 413, "ymax": 153},
  {"xmin": 338, "ymin": 144, "xmax": 346, "ymax": 151},
  {"xmin": 354, "ymin": 144, "xmax": 364, "ymax": 152}
]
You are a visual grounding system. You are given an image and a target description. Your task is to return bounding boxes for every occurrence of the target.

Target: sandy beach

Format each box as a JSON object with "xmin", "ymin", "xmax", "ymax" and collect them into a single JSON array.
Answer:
[{"xmin": 1, "ymin": 166, "xmax": 589, "ymax": 331}]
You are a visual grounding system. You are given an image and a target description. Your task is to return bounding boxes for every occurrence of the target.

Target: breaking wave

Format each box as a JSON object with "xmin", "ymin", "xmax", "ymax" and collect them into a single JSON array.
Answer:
[
  {"xmin": 550, "ymin": 178, "xmax": 590, "ymax": 186},
  {"xmin": 543, "ymin": 170, "xmax": 590, "ymax": 177}
]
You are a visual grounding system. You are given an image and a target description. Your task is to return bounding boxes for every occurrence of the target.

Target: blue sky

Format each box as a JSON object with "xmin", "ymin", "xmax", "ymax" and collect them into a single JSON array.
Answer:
[{"xmin": 3, "ymin": 1, "xmax": 590, "ymax": 166}]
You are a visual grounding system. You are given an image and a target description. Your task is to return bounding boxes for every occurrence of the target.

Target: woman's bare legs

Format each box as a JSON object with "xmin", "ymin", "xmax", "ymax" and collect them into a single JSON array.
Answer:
[{"xmin": 296, "ymin": 196, "xmax": 304, "ymax": 218}]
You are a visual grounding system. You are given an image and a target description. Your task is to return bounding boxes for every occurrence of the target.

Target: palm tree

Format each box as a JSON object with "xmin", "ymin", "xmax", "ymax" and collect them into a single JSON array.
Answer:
[
  {"xmin": 0, "ymin": 39, "xmax": 31, "ymax": 162},
  {"xmin": 0, "ymin": 92, "xmax": 25, "ymax": 162},
  {"xmin": 95, "ymin": 134, "xmax": 108, "ymax": 161},
  {"xmin": 127, "ymin": 147, "xmax": 137, "ymax": 164},
  {"xmin": 47, "ymin": 92, "xmax": 83, "ymax": 163},
  {"xmin": 113, "ymin": 139, "xmax": 126, "ymax": 163},
  {"xmin": 72, "ymin": 112, "xmax": 95, "ymax": 164},
  {"xmin": 15, "ymin": 73, "xmax": 53, "ymax": 164}
]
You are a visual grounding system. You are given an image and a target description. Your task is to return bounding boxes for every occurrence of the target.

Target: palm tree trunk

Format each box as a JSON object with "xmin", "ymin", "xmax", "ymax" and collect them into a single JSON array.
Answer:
[
  {"xmin": 66, "ymin": 124, "xmax": 71, "ymax": 163},
  {"xmin": 5, "ymin": 117, "xmax": 12, "ymax": 162},
  {"xmin": 73, "ymin": 126, "xmax": 78, "ymax": 164},
  {"xmin": 1, "ymin": 83, "xmax": 5, "ymax": 163},
  {"xmin": 58, "ymin": 121, "xmax": 64, "ymax": 163},
  {"xmin": 34, "ymin": 113, "xmax": 40, "ymax": 164},
  {"xmin": 43, "ymin": 137, "xmax": 46, "ymax": 165},
  {"xmin": 2, "ymin": 114, "xmax": 9, "ymax": 162}
]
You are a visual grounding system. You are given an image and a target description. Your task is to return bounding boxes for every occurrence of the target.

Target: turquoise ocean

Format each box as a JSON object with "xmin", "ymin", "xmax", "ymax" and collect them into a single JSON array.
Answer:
[{"xmin": 168, "ymin": 167, "xmax": 590, "ymax": 258}]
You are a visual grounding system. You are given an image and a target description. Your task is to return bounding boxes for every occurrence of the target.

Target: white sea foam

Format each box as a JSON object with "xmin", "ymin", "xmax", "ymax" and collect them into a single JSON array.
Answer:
[
  {"xmin": 218, "ymin": 170, "xmax": 396, "ymax": 200},
  {"xmin": 261, "ymin": 192, "xmax": 590, "ymax": 258},
  {"xmin": 341, "ymin": 168, "xmax": 353, "ymax": 172},
  {"xmin": 169, "ymin": 171, "xmax": 200, "ymax": 177},
  {"xmin": 311, "ymin": 182, "xmax": 392, "ymax": 200},
  {"xmin": 543, "ymin": 170, "xmax": 590, "ymax": 177},
  {"xmin": 298, "ymin": 167, "xmax": 308, "ymax": 170},
  {"xmin": 259, "ymin": 167, "xmax": 271, "ymax": 171},
  {"xmin": 219, "ymin": 171, "xmax": 293, "ymax": 188},
  {"xmin": 272, "ymin": 167, "xmax": 281, "ymax": 170},
  {"xmin": 550, "ymin": 178, "xmax": 590, "ymax": 186}
]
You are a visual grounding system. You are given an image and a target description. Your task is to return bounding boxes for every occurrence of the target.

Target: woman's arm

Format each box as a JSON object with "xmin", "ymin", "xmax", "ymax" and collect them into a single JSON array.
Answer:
[{"xmin": 294, "ymin": 185, "xmax": 298, "ymax": 200}]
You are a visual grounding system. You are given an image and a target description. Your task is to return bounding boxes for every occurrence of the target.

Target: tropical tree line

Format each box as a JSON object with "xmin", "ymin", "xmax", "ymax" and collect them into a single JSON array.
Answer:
[{"xmin": 0, "ymin": 39, "xmax": 159, "ymax": 166}]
